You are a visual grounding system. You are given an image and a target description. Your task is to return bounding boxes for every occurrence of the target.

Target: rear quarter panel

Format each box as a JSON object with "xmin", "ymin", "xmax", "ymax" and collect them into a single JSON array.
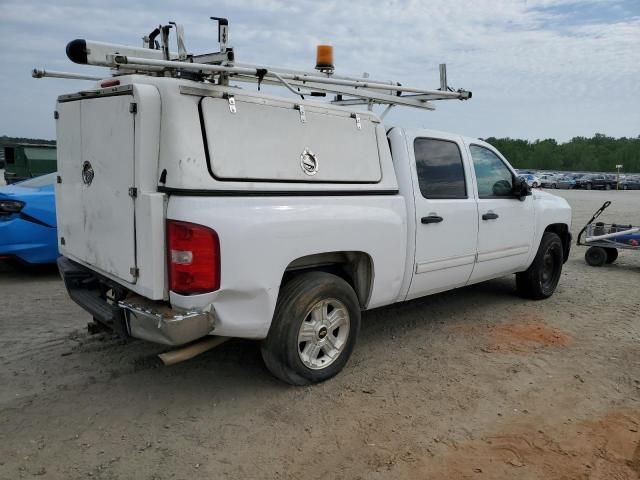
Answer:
[{"xmin": 167, "ymin": 195, "xmax": 408, "ymax": 339}]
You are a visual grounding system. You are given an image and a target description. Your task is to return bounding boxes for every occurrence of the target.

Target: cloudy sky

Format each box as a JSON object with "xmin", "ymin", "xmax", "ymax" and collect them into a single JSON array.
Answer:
[{"xmin": 0, "ymin": 0, "xmax": 639, "ymax": 141}]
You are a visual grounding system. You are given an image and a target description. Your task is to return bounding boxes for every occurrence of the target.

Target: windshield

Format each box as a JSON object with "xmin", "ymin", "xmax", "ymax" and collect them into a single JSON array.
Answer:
[{"xmin": 17, "ymin": 173, "xmax": 57, "ymax": 188}]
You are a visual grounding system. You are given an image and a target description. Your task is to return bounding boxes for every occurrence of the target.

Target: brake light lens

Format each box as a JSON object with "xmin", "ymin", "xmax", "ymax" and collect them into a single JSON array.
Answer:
[{"xmin": 167, "ymin": 220, "xmax": 220, "ymax": 295}]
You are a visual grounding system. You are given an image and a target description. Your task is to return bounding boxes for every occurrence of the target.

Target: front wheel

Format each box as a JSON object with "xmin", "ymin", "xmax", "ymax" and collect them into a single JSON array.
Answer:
[
  {"xmin": 605, "ymin": 184, "xmax": 612, "ymax": 190},
  {"xmin": 261, "ymin": 271, "xmax": 361, "ymax": 385},
  {"xmin": 516, "ymin": 232, "xmax": 563, "ymax": 300},
  {"xmin": 586, "ymin": 183, "xmax": 592, "ymax": 190}
]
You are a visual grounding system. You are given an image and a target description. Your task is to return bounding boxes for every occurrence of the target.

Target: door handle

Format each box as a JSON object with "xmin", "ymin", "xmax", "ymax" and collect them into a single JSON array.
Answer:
[
  {"xmin": 482, "ymin": 212, "xmax": 499, "ymax": 220},
  {"xmin": 421, "ymin": 215, "xmax": 443, "ymax": 224}
]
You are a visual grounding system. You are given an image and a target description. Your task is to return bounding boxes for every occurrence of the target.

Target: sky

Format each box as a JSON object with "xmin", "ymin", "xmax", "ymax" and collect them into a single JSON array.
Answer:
[{"xmin": 0, "ymin": 0, "xmax": 639, "ymax": 142}]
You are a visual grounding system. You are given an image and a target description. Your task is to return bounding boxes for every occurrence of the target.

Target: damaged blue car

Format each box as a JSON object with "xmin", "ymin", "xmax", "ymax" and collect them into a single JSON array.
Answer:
[{"xmin": 0, "ymin": 173, "xmax": 58, "ymax": 264}]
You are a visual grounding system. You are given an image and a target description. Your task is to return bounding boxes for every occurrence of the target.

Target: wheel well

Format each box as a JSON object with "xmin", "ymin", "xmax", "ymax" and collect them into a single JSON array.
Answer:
[
  {"xmin": 281, "ymin": 252, "xmax": 373, "ymax": 308},
  {"xmin": 544, "ymin": 223, "xmax": 571, "ymax": 262}
]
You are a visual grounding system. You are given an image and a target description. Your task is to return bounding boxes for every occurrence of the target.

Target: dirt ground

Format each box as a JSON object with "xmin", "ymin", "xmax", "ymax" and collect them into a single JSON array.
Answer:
[{"xmin": 1, "ymin": 190, "xmax": 639, "ymax": 479}]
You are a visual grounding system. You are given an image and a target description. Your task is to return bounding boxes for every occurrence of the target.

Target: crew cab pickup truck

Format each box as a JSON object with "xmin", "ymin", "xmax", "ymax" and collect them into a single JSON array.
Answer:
[{"xmin": 54, "ymin": 74, "xmax": 571, "ymax": 385}]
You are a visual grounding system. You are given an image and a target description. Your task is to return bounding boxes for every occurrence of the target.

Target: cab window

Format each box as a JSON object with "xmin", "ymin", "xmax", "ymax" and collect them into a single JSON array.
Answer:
[
  {"xmin": 414, "ymin": 138, "xmax": 467, "ymax": 199},
  {"xmin": 470, "ymin": 145, "xmax": 514, "ymax": 198}
]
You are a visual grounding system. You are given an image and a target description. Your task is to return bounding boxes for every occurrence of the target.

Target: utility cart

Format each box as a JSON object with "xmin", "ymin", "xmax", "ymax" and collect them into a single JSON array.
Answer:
[{"xmin": 577, "ymin": 201, "xmax": 640, "ymax": 266}]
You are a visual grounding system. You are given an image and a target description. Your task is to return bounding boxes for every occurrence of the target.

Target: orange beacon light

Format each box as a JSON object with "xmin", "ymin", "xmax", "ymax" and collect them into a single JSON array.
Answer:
[{"xmin": 315, "ymin": 45, "xmax": 334, "ymax": 73}]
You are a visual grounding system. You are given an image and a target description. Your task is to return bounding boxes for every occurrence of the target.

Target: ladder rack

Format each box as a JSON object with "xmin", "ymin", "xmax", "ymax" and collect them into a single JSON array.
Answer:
[{"xmin": 33, "ymin": 18, "xmax": 472, "ymax": 112}]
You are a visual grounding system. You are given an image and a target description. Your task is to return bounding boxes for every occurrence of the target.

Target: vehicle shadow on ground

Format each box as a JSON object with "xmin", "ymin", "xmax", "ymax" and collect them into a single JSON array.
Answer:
[
  {"xmin": 0, "ymin": 260, "xmax": 60, "ymax": 281},
  {"xmin": 98, "ymin": 276, "xmax": 521, "ymax": 391}
]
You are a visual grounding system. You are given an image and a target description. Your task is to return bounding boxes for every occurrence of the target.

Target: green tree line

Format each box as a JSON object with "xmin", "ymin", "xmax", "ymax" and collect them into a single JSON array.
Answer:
[
  {"xmin": 484, "ymin": 134, "xmax": 640, "ymax": 173},
  {"xmin": 0, "ymin": 135, "xmax": 55, "ymax": 148}
]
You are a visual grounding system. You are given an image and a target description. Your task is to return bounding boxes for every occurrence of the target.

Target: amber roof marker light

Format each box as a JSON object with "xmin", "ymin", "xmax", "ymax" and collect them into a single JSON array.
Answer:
[{"xmin": 315, "ymin": 45, "xmax": 334, "ymax": 74}]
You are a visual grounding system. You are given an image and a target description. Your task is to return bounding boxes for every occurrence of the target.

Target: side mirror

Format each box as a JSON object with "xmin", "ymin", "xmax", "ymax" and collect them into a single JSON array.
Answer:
[{"xmin": 513, "ymin": 176, "xmax": 532, "ymax": 200}]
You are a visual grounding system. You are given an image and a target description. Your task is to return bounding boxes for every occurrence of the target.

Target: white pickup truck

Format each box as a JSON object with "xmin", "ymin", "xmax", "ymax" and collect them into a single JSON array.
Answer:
[{"xmin": 46, "ymin": 25, "xmax": 571, "ymax": 385}]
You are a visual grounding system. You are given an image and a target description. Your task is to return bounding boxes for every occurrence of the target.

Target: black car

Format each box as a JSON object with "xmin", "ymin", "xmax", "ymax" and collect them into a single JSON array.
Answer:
[{"xmin": 576, "ymin": 174, "xmax": 615, "ymax": 190}]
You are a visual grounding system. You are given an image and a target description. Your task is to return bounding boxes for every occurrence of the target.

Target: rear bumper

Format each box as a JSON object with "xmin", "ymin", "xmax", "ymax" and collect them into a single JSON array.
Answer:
[
  {"xmin": 118, "ymin": 299, "xmax": 215, "ymax": 346},
  {"xmin": 58, "ymin": 257, "xmax": 215, "ymax": 346}
]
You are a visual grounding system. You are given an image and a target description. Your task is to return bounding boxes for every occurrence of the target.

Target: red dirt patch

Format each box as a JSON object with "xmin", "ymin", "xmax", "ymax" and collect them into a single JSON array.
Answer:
[
  {"xmin": 486, "ymin": 322, "xmax": 570, "ymax": 353},
  {"xmin": 417, "ymin": 410, "xmax": 640, "ymax": 479},
  {"xmin": 448, "ymin": 314, "xmax": 571, "ymax": 353}
]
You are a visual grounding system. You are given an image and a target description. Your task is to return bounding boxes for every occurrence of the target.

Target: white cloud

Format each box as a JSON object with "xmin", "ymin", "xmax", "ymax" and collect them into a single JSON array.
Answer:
[{"xmin": 0, "ymin": 0, "xmax": 638, "ymax": 140}]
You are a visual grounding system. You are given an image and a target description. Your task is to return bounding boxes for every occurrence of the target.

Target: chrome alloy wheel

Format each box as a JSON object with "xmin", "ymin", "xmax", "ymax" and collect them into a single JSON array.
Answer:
[{"xmin": 297, "ymin": 298, "xmax": 350, "ymax": 370}]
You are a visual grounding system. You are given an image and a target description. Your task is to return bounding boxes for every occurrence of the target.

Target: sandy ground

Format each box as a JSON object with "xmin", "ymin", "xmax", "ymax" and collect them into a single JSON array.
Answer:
[{"xmin": 1, "ymin": 189, "xmax": 639, "ymax": 479}]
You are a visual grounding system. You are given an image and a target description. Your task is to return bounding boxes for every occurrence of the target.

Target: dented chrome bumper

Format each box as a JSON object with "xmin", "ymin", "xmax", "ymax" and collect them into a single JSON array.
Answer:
[
  {"xmin": 119, "ymin": 301, "xmax": 216, "ymax": 346},
  {"xmin": 58, "ymin": 257, "xmax": 215, "ymax": 346}
]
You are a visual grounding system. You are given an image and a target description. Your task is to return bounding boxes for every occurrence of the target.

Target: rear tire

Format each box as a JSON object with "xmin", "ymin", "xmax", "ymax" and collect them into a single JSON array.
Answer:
[
  {"xmin": 261, "ymin": 271, "xmax": 361, "ymax": 385},
  {"xmin": 516, "ymin": 232, "xmax": 563, "ymax": 300},
  {"xmin": 604, "ymin": 248, "xmax": 618, "ymax": 264},
  {"xmin": 585, "ymin": 246, "xmax": 607, "ymax": 267}
]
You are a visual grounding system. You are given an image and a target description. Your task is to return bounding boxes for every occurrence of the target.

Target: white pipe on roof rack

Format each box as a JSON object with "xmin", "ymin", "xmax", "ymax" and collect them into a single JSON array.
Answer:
[
  {"xmin": 32, "ymin": 68, "xmax": 102, "ymax": 81},
  {"xmin": 112, "ymin": 55, "xmax": 471, "ymax": 100}
]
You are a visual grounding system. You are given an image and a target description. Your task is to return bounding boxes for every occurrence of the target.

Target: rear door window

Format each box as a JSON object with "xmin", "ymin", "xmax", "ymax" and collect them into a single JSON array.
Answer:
[{"xmin": 413, "ymin": 138, "xmax": 467, "ymax": 199}]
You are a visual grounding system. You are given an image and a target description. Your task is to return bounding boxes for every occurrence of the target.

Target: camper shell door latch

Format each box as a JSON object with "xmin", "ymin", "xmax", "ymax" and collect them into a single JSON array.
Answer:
[
  {"xmin": 295, "ymin": 104, "xmax": 306, "ymax": 124},
  {"xmin": 351, "ymin": 113, "xmax": 361, "ymax": 130},
  {"xmin": 223, "ymin": 94, "xmax": 236, "ymax": 113}
]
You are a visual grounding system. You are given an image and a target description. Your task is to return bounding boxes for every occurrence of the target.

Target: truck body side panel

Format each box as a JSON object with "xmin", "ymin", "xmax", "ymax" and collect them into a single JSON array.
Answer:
[{"xmin": 166, "ymin": 195, "xmax": 407, "ymax": 339}]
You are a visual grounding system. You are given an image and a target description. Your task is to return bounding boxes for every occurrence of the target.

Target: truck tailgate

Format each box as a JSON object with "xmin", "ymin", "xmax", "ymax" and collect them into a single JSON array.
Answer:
[{"xmin": 56, "ymin": 93, "xmax": 137, "ymax": 283}]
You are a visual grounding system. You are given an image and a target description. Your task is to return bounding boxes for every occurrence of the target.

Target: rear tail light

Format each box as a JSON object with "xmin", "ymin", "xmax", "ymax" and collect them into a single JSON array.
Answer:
[
  {"xmin": 167, "ymin": 220, "xmax": 220, "ymax": 295},
  {"xmin": 0, "ymin": 200, "xmax": 24, "ymax": 216}
]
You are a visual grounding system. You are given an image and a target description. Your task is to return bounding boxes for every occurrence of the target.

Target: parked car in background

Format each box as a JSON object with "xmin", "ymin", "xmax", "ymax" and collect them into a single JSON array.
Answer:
[
  {"xmin": 0, "ymin": 173, "xmax": 58, "ymax": 264},
  {"xmin": 575, "ymin": 174, "xmax": 615, "ymax": 190},
  {"xmin": 539, "ymin": 174, "xmax": 559, "ymax": 188},
  {"xmin": 619, "ymin": 176, "xmax": 640, "ymax": 190},
  {"xmin": 520, "ymin": 174, "xmax": 541, "ymax": 188},
  {"xmin": 553, "ymin": 176, "xmax": 576, "ymax": 189}
]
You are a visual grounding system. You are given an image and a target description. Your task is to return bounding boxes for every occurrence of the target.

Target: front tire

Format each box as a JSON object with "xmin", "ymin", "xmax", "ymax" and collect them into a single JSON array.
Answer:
[
  {"xmin": 261, "ymin": 272, "xmax": 361, "ymax": 385},
  {"xmin": 516, "ymin": 232, "xmax": 563, "ymax": 300}
]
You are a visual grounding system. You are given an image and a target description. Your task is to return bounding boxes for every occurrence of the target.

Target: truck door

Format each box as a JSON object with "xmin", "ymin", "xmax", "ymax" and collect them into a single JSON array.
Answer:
[
  {"xmin": 466, "ymin": 142, "xmax": 535, "ymax": 283},
  {"xmin": 406, "ymin": 134, "xmax": 479, "ymax": 300}
]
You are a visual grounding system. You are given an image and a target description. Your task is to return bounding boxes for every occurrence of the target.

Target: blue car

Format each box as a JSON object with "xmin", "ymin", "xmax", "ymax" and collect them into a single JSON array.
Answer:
[{"xmin": 0, "ymin": 173, "xmax": 58, "ymax": 264}]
